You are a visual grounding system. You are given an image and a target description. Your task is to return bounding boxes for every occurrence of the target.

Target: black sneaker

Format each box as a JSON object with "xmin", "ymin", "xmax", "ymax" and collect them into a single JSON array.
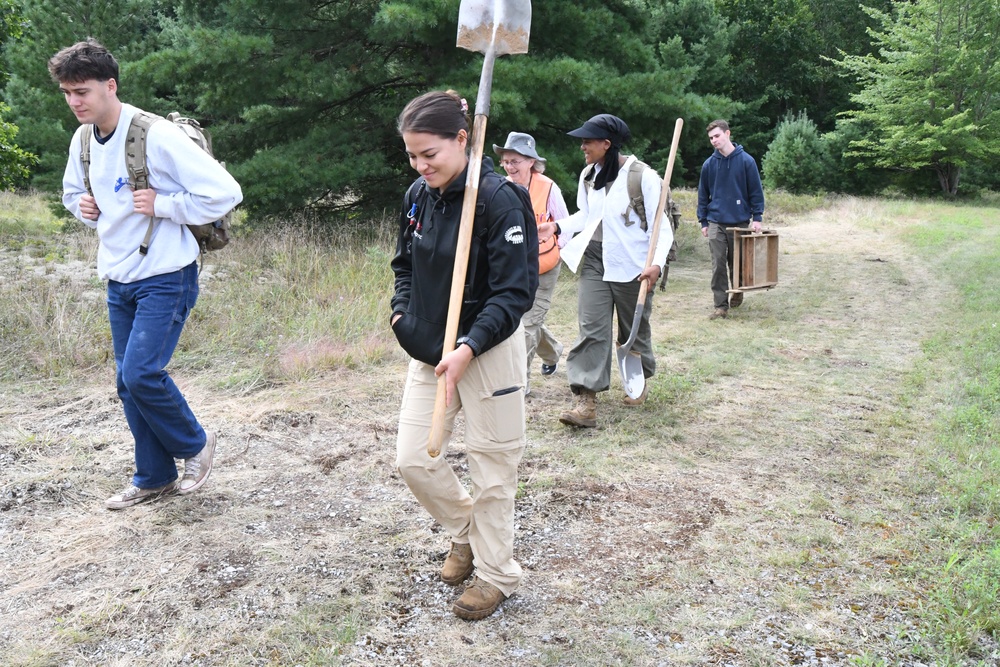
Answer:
[{"xmin": 541, "ymin": 362, "xmax": 558, "ymax": 376}]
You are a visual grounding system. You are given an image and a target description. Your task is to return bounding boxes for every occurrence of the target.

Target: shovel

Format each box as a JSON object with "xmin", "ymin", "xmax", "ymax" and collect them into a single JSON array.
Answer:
[
  {"xmin": 427, "ymin": 0, "xmax": 532, "ymax": 458},
  {"xmin": 617, "ymin": 117, "xmax": 684, "ymax": 399}
]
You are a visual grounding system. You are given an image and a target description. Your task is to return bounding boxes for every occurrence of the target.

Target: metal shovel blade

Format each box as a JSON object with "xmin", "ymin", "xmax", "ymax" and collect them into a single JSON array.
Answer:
[
  {"xmin": 616, "ymin": 300, "xmax": 647, "ymax": 400},
  {"xmin": 457, "ymin": 0, "xmax": 531, "ymax": 56},
  {"xmin": 617, "ymin": 347, "xmax": 646, "ymax": 399}
]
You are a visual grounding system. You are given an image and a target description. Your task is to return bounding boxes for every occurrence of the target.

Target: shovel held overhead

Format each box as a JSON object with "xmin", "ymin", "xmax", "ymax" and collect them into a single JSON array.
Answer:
[
  {"xmin": 616, "ymin": 118, "xmax": 684, "ymax": 400},
  {"xmin": 427, "ymin": 0, "xmax": 532, "ymax": 458}
]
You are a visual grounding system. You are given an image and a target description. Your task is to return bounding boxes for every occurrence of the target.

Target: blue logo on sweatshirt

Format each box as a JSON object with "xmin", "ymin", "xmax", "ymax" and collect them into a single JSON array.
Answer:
[{"xmin": 114, "ymin": 177, "xmax": 130, "ymax": 193}]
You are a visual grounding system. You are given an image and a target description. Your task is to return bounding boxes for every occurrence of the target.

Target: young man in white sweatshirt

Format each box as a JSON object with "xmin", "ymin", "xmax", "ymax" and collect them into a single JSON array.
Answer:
[{"xmin": 50, "ymin": 39, "xmax": 243, "ymax": 510}]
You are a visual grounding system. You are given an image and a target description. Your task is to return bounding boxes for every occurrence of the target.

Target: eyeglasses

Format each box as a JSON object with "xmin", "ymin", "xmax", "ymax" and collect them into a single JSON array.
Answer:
[{"xmin": 501, "ymin": 158, "xmax": 527, "ymax": 168}]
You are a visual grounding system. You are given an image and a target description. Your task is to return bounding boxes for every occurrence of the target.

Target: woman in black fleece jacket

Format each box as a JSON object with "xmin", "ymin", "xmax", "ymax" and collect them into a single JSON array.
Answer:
[{"xmin": 390, "ymin": 90, "xmax": 537, "ymax": 621}]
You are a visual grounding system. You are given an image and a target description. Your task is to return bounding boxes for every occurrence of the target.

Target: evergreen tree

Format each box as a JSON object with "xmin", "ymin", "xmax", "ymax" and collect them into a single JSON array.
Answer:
[
  {"xmin": 0, "ymin": 101, "xmax": 35, "ymax": 189},
  {"xmin": 836, "ymin": 0, "xmax": 1000, "ymax": 195},
  {"xmin": 2, "ymin": 0, "xmax": 736, "ymax": 217},
  {"xmin": 0, "ymin": 0, "xmax": 35, "ymax": 189},
  {"xmin": 761, "ymin": 111, "xmax": 831, "ymax": 194},
  {"xmin": 142, "ymin": 0, "xmax": 737, "ymax": 217}
]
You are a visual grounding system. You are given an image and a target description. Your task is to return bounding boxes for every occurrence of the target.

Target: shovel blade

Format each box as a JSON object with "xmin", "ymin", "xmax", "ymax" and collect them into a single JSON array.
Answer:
[
  {"xmin": 457, "ymin": 0, "xmax": 531, "ymax": 55},
  {"xmin": 617, "ymin": 347, "xmax": 646, "ymax": 399}
]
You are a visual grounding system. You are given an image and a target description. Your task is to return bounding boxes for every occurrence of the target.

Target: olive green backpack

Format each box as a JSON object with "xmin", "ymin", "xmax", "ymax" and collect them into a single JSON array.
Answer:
[
  {"xmin": 625, "ymin": 159, "xmax": 680, "ymax": 233},
  {"xmin": 80, "ymin": 111, "xmax": 233, "ymax": 255}
]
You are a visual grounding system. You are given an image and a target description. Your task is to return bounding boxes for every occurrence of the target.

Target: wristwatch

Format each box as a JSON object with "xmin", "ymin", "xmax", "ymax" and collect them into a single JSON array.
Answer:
[{"xmin": 455, "ymin": 336, "xmax": 480, "ymax": 357}]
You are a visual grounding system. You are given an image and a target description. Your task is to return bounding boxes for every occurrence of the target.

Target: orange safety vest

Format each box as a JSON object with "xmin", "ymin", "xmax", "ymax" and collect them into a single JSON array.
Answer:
[{"xmin": 527, "ymin": 173, "xmax": 560, "ymax": 274}]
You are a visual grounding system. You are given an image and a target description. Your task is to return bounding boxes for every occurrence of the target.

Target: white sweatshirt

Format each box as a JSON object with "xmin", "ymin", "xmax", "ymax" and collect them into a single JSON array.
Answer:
[
  {"xmin": 559, "ymin": 155, "xmax": 673, "ymax": 282},
  {"xmin": 62, "ymin": 104, "xmax": 244, "ymax": 283}
]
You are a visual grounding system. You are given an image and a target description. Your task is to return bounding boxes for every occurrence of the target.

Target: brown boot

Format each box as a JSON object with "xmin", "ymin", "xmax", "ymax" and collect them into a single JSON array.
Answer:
[
  {"xmin": 559, "ymin": 390, "xmax": 597, "ymax": 428},
  {"xmin": 709, "ymin": 307, "xmax": 728, "ymax": 320},
  {"xmin": 453, "ymin": 577, "xmax": 507, "ymax": 621},
  {"xmin": 441, "ymin": 542, "xmax": 474, "ymax": 585}
]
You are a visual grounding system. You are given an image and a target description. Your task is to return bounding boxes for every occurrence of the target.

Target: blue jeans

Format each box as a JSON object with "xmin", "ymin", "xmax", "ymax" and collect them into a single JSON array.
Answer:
[{"xmin": 107, "ymin": 262, "xmax": 206, "ymax": 489}]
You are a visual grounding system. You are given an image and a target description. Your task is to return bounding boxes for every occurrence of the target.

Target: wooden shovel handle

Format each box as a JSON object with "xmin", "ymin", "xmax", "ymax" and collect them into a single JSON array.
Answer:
[
  {"xmin": 641, "ymin": 118, "xmax": 684, "ymax": 275},
  {"xmin": 427, "ymin": 113, "xmax": 489, "ymax": 457}
]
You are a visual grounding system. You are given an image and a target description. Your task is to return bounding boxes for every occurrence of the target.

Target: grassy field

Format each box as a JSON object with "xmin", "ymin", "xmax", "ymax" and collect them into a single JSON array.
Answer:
[{"xmin": 1, "ymin": 189, "xmax": 999, "ymax": 666}]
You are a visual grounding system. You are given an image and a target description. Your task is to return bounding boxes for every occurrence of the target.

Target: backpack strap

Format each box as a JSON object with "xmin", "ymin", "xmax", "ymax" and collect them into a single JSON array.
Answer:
[
  {"xmin": 626, "ymin": 159, "xmax": 650, "ymax": 232},
  {"xmin": 80, "ymin": 126, "xmax": 94, "ymax": 197},
  {"xmin": 125, "ymin": 112, "xmax": 163, "ymax": 255},
  {"xmin": 463, "ymin": 173, "xmax": 504, "ymax": 305}
]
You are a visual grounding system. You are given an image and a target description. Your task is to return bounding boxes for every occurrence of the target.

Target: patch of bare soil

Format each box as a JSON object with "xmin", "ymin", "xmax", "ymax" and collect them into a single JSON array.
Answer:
[{"xmin": 2, "ymin": 198, "xmax": 996, "ymax": 666}]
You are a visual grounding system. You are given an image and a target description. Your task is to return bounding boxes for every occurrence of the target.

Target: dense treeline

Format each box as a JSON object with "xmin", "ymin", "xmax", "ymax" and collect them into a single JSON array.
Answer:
[{"xmin": 1, "ymin": 0, "xmax": 998, "ymax": 220}]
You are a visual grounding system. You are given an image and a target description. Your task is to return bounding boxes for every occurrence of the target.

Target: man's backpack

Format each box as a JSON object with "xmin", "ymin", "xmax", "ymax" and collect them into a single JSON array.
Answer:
[{"xmin": 80, "ymin": 111, "xmax": 233, "ymax": 255}]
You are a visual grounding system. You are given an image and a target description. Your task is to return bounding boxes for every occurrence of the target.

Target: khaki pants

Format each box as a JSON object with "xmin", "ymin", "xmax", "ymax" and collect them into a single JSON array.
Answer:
[
  {"xmin": 395, "ymin": 326, "xmax": 526, "ymax": 596},
  {"xmin": 523, "ymin": 264, "xmax": 563, "ymax": 379},
  {"xmin": 566, "ymin": 241, "xmax": 654, "ymax": 394},
  {"xmin": 708, "ymin": 222, "xmax": 749, "ymax": 309}
]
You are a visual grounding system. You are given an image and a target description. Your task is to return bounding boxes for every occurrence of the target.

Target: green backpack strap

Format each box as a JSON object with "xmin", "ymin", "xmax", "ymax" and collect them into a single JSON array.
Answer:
[
  {"xmin": 125, "ymin": 111, "xmax": 163, "ymax": 255},
  {"xmin": 625, "ymin": 159, "xmax": 649, "ymax": 232}
]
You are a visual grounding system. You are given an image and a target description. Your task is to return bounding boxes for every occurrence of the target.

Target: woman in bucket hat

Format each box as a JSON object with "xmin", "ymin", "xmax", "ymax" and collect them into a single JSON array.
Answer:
[
  {"xmin": 494, "ymin": 131, "xmax": 569, "ymax": 391},
  {"xmin": 556, "ymin": 114, "xmax": 673, "ymax": 427}
]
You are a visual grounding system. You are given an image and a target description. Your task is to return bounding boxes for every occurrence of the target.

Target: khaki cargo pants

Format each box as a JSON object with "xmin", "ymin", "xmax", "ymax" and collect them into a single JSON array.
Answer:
[{"xmin": 395, "ymin": 326, "xmax": 526, "ymax": 597}]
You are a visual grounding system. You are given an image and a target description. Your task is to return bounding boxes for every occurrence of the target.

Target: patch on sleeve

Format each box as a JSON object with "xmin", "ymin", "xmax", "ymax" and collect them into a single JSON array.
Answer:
[{"xmin": 504, "ymin": 225, "xmax": 525, "ymax": 245}]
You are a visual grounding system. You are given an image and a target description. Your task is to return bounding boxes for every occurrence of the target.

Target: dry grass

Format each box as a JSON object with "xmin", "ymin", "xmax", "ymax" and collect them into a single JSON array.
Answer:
[{"xmin": 2, "ymin": 193, "xmax": 999, "ymax": 665}]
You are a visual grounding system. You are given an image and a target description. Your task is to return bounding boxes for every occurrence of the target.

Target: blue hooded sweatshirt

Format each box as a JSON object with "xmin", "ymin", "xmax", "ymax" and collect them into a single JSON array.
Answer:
[{"xmin": 696, "ymin": 144, "xmax": 764, "ymax": 226}]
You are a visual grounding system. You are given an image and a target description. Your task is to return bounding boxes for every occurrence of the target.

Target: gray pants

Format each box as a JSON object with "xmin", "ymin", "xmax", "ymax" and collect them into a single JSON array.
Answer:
[
  {"xmin": 523, "ymin": 264, "xmax": 563, "ymax": 379},
  {"xmin": 566, "ymin": 241, "xmax": 655, "ymax": 394},
  {"xmin": 708, "ymin": 222, "xmax": 749, "ymax": 309}
]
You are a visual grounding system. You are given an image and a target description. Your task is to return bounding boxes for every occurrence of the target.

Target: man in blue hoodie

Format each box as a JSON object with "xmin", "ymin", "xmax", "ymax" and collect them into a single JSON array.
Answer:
[{"xmin": 697, "ymin": 120, "xmax": 765, "ymax": 319}]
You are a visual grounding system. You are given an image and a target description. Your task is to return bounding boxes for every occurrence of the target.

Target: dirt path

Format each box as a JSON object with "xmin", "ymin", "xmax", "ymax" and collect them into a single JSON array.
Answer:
[{"xmin": 0, "ymin": 199, "xmax": 979, "ymax": 666}]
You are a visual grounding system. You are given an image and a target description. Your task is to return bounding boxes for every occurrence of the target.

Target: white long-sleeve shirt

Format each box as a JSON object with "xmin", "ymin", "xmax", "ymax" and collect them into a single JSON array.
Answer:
[
  {"xmin": 62, "ymin": 104, "xmax": 243, "ymax": 283},
  {"xmin": 559, "ymin": 155, "xmax": 672, "ymax": 281}
]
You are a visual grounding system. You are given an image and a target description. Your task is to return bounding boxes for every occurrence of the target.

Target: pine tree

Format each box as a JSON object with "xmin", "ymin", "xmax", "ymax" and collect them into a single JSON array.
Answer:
[
  {"xmin": 0, "ymin": 0, "xmax": 35, "ymax": 188},
  {"xmin": 836, "ymin": 0, "xmax": 1000, "ymax": 195}
]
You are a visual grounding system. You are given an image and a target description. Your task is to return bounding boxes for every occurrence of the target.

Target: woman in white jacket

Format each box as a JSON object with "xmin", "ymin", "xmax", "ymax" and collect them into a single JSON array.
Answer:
[{"xmin": 556, "ymin": 114, "xmax": 672, "ymax": 427}]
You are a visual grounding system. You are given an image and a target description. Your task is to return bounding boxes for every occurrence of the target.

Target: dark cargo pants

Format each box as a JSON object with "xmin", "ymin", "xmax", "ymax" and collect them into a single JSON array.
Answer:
[
  {"xmin": 708, "ymin": 222, "xmax": 749, "ymax": 310},
  {"xmin": 566, "ymin": 240, "xmax": 655, "ymax": 395}
]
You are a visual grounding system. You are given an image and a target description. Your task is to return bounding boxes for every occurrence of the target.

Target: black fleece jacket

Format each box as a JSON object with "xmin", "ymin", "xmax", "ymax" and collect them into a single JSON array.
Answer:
[{"xmin": 390, "ymin": 157, "xmax": 538, "ymax": 366}]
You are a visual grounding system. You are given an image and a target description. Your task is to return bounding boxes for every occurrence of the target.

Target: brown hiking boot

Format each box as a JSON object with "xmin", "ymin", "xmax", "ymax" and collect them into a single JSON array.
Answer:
[
  {"xmin": 730, "ymin": 291, "xmax": 744, "ymax": 308},
  {"xmin": 709, "ymin": 307, "xmax": 728, "ymax": 320},
  {"xmin": 453, "ymin": 577, "xmax": 507, "ymax": 621},
  {"xmin": 559, "ymin": 390, "xmax": 597, "ymax": 428},
  {"xmin": 622, "ymin": 383, "xmax": 649, "ymax": 406},
  {"xmin": 441, "ymin": 542, "xmax": 474, "ymax": 586}
]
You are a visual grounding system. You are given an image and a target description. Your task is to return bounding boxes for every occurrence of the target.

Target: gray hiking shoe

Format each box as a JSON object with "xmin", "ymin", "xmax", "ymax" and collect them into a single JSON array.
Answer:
[
  {"xmin": 105, "ymin": 481, "xmax": 177, "ymax": 510},
  {"xmin": 179, "ymin": 431, "xmax": 217, "ymax": 494}
]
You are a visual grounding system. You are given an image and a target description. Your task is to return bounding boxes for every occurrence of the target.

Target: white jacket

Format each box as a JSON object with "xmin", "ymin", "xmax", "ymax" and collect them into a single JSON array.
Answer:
[
  {"xmin": 62, "ymin": 104, "xmax": 243, "ymax": 283},
  {"xmin": 559, "ymin": 155, "xmax": 672, "ymax": 282}
]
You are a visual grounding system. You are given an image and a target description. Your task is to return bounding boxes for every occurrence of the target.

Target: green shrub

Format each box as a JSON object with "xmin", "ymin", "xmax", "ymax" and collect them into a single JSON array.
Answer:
[{"xmin": 762, "ymin": 111, "xmax": 833, "ymax": 194}]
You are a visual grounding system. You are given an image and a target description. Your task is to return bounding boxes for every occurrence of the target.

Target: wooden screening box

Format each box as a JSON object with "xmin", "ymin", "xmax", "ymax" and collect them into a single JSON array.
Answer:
[{"xmin": 730, "ymin": 228, "xmax": 778, "ymax": 293}]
